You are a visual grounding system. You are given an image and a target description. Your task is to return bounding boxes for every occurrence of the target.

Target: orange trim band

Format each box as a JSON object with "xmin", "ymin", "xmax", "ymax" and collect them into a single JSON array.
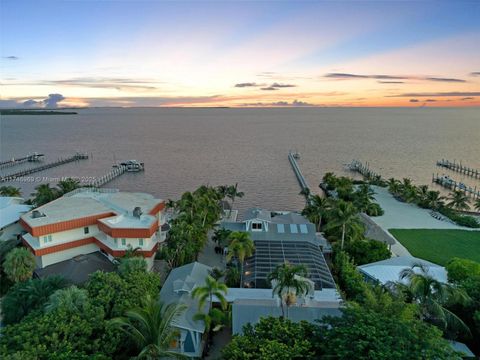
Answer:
[
  {"xmin": 23, "ymin": 236, "xmax": 158, "ymax": 258},
  {"xmin": 97, "ymin": 220, "xmax": 159, "ymax": 238},
  {"xmin": 148, "ymin": 201, "xmax": 165, "ymax": 216},
  {"xmin": 21, "ymin": 212, "xmax": 115, "ymax": 237}
]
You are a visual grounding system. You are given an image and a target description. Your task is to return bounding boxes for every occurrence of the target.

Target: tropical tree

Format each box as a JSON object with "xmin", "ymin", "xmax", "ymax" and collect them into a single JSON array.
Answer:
[
  {"xmin": 212, "ymin": 228, "xmax": 232, "ymax": 247},
  {"xmin": 475, "ymin": 198, "xmax": 480, "ymax": 212},
  {"xmin": 191, "ymin": 275, "xmax": 228, "ymax": 334},
  {"xmin": 111, "ymin": 295, "xmax": 187, "ymax": 359},
  {"xmin": 45, "ymin": 286, "xmax": 89, "ymax": 313},
  {"xmin": 1, "ymin": 275, "xmax": 68, "ymax": 325},
  {"xmin": 56, "ymin": 177, "xmax": 81, "ymax": 194},
  {"xmin": 209, "ymin": 267, "xmax": 225, "ymax": 280},
  {"xmin": 425, "ymin": 190, "xmax": 445, "ymax": 210},
  {"xmin": 3, "ymin": 247, "xmax": 35, "ymax": 283},
  {"xmin": 0, "ymin": 185, "xmax": 22, "ymax": 197},
  {"xmin": 0, "ymin": 238, "xmax": 20, "ymax": 294},
  {"xmin": 447, "ymin": 190, "xmax": 470, "ymax": 211},
  {"xmin": 226, "ymin": 231, "xmax": 255, "ymax": 288},
  {"xmin": 316, "ymin": 306, "xmax": 458, "ymax": 360},
  {"xmin": 118, "ymin": 256, "xmax": 147, "ymax": 275},
  {"xmin": 398, "ymin": 263, "xmax": 471, "ymax": 333},
  {"xmin": 31, "ymin": 183, "xmax": 59, "ymax": 207},
  {"xmin": 191, "ymin": 275, "xmax": 228, "ymax": 312},
  {"xmin": 325, "ymin": 200, "xmax": 359, "ymax": 249},
  {"xmin": 387, "ymin": 178, "xmax": 402, "ymax": 196},
  {"xmin": 302, "ymin": 194, "xmax": 330, "ymax": 231},
  {"xmin": 267, "ymin": 262, "xmax": 310, "ymax": 318},
  {"xmin": 226, "ymin": 183, "xmax": 244, "ymax": 216}
]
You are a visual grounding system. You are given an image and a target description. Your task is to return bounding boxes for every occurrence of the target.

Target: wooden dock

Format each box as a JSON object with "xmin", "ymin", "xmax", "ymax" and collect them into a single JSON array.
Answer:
[
  {"xmin": 288, "ymin": 151, "xmax": 310, "ymax": 199},
  {"xmin": 87, "ymin": 165, "xmax": 127, "ymax": 187},
  {"xmin": 0, "ymin": 153, "xmax": 88, "ymax": 183},
  {"xmin": 0, "ymin": 153, "xmax": 45, "ymax": 170},
  {"xmin": 436, "ymin": 159, "xmax": 480, "ymax": 180},
  {"xmin": 348, "ymin": 160, "xmax": 382, "ymax": 181},
  {"xmin": 432, "ymin": 174, "xmax": 480, "ymax": 199}
]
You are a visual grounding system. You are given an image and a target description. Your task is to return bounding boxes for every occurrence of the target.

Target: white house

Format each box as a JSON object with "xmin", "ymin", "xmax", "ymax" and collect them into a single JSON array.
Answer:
[
  {"xmin": 0, "ymin": 197, "xmax": 32, "ymax": 241},
  {"xmin": 20, "ymin": 188, "xmax": 166, "ymax": 270}
]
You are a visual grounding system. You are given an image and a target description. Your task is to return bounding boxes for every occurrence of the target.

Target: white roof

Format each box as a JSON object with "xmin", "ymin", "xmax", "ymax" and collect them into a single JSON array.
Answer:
[
  {"xmin": 0, "ymin": 197, "xmax": 32, "ymax": 229},
  {"xmin": 358, "ymin": 256, "xmax": 448, "ymax": 285},
  {"xmin": 223, "ymin": 287, "xmax": 342, "ymax": 304},
  {"xmin": 21, "ymin": 188, "xmax": 162, "ymax": 228}
]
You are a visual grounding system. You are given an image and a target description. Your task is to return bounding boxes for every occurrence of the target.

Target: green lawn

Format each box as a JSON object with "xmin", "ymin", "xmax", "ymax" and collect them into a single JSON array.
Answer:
[{"xmin": 389, "ymin": 229, "xmax": 480, "ymax": 266}]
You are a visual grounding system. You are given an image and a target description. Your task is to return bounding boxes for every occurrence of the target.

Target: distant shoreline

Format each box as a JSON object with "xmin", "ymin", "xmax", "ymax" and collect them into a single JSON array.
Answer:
[{"xmin": 0, "ymin": 109, "xmax": 77, "ymax": 115}]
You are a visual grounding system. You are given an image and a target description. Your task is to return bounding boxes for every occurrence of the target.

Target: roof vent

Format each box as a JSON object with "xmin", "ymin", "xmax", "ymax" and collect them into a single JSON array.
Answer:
[
  {"xmin": 133, "ymin": 207, "xmax": 142, "ymax": 218},
  {"xmin": 31, "ymin": 210, "xmax": 45, "ymax": 218}
]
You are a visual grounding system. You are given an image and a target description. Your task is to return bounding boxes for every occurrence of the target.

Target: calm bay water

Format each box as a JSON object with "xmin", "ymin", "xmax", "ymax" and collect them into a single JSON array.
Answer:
[{"xmin": 1, "ymin": 107, "xmax": 479, "ymax": 213}]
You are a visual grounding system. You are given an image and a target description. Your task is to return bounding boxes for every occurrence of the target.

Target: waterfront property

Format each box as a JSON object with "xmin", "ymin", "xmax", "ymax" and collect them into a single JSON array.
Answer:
[
  {"xmin": 0, "ymin": 196, "xmax": 32, "ymax": 241},
  {"xmin": 160, "ymin": 261, "xmax": 342, "ymax": 357},
  {"xmin": 358, "ymin": 255, "xmax": 447, "ymax": 285},
  {"xmin": 159, "ymin": 262, "xmax": 212, "ymax": 358},
  {"xmin": 20, "ymin": 188, "xmax": 167, "ymax": 270},
  {"xmin": 222, "ymin": 208, "xmax": 335, "ymax": 289}
]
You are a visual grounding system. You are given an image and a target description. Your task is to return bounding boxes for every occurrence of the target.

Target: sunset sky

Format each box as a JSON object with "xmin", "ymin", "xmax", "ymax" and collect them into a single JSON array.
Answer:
[{"xmin": 1, "ymin": 0, "xmax": 479, "ymax": 108}]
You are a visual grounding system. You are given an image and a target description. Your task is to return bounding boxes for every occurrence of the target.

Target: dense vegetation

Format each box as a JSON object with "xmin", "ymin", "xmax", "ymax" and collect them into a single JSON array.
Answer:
[
  {"xmin": 387, "ymin": 178, "xmax": 479, "ymax": 228},
  {"xmin": 302, "ymin": 173, "xmax": 390, "ymax": 265},
  {"xmin": 158, "ymin": 184, "xmax": 244, "ymax": 270},
  {"xmin": 389, "ymin": 229, "xmax": 480, "ymax": 265},
  {"xmin": 0, "ymin": 260, "xmax": 161, "ymax": 359}
]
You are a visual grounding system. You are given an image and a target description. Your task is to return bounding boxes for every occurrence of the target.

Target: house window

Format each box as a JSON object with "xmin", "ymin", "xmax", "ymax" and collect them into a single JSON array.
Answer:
[
  {"xmin": 290, "ymin": 224, "xmax": 298, "ymax": 233},
  {"xmin": 121, "ymin": 238, "xmax": 126, "ymax": 246},
  {"xmin": 84, "ymin": 227, "xmax": 89, "ymax": 234},
  {"xmin": 299, "ymin": 224, "xmax": 308, "ymax": 234},
  {"xmin": 44, "ymin": 234, "xmax": 53, "ymax": 242},
  {"xmin": 252, "ymin": 222, "xmax": 263, "ymax": 231},
  {"xmin": 114, "ymin": 238, "xmax": 118, "ymax": 245},
  {"xmin": 277, "ymin": 224, "xmax": 285, "ymax": 233},
  {"xmin": 139, "ymin": 238, "xmax": 144, "ymax": 246}
]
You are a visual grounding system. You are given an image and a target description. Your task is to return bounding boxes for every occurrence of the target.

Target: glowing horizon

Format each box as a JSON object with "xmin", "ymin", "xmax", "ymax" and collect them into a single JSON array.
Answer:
[{"xmin": 1, "ymin": 1, "xmax": 479, "ymax": 108}]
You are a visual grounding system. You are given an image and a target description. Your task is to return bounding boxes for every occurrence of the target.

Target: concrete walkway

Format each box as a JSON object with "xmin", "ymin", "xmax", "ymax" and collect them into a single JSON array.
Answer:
[{"xmin": 371, "ymin": 186, "xmax": 478, "ymax": 231}]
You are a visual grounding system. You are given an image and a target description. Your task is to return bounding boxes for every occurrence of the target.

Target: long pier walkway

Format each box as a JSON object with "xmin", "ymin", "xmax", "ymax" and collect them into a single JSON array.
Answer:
[
  {"xmin": 436, "ymin": 159, "xmax": 480, "ymax": 180},
  {"xmin": 0, "ymin": 153, "xmax": 45, "ymax": 170},
  {"xmin": 87, "ymin": 165, "xmax": 127, "ymax": 187},
  {"xmin": 432, "ymin": 174, "xmax": 480, "ymax": 200},
  {"xmin": 0, "ymin": 153, "xmax": 88, "ymax": 183},
  {"xmin": 288, "ymin": 151, "xmax": 310, "ymax": 200}
]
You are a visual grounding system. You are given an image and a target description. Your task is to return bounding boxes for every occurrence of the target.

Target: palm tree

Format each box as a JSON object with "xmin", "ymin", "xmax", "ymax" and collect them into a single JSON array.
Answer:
[
  {"xmin": 212, "ymin": 228, "xmax": 231, "ymax": 247},
  {"xmin": 353, "ymin": 184, "xmax": 375, "ymax": 212},
  {"xmin": 0, "ymin": 186, "xmax": 22, "ymax": 197},
  {"xmin": 325, "ymin": 200, "xmax": 359, "ymax": 249},
  {"xmin": 447, "ymin": 190, "xmax": 470, "ymax": 211},
  {"xmin": 31, "ymin": 183, "xmax": 59, "ymax": 207},
  {"xmin": 112, "ymin": 295, "xmax": 187, "ymax": 359},
  {"xmin": 3, "ymin": 247, "xmax": 36, "ymax": 283},
  {"xmin": 387, "ymin": 178, "xmax": 401, "ymax": 196},
  {"xmin": 45, "ymin": 286, "xmax": 89, "ymax": 313},
  {"xmin": 191, "ymin": 275, "xmax": 228, "ymax": 312},
  {"xmin": 193, "ymin": 307, "xmax": 226, "ymax": 333},
  {"xmin": 267, "ymin": 262, "xmax": 310, "ymax": 318},
  {"xmin": 226, "ymin": 231, "xmax": 255, "ymax": 288},
  {"xmin": 56, "ymin": 178, "xmax": 81, "ymax": 195},
  {"xmin": 118, "ymin": 256, "xmax": 147, "ymax": 275},
  {"xmin": 309, "ymin": 195, "xmax": 330, "ymax": 231},
  {"xmin": 22, "ymin": 275, "xmax": 68, "ymax": 307},
  {"xmin": 425, "ymin": 190, "xmax": 445, "ymax": 210},
  {"xmin": 399, "ymin": 263, "xmax": 470, "ymax": 333},
  {"xmin": 191, "ymin": 275, "xmax": 228, "ymax": 334},
  {"xmin": 226, "ymin": 183, "xmax": 244, "ymax": 216},
  {"xmin": 475, "ymin": 198, "xmax": 480, "ymax": 212}
]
